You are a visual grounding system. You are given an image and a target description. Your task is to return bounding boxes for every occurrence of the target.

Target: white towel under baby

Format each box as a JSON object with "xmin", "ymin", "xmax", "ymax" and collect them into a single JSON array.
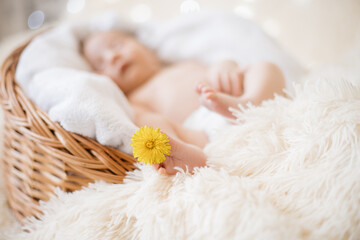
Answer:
[{"xmin": 183, "ymin": 106, "xmax": 232, "ymax": 139}]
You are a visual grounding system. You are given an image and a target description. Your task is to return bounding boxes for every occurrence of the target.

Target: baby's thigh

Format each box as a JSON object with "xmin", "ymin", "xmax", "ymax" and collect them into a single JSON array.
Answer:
[
  {"xmin": 133, "ymin": 107, "xmax": 179, "ymax": 139},
  {"xmin": 133, "ymin": 107, "xmax": 207, "ymax": 148}
]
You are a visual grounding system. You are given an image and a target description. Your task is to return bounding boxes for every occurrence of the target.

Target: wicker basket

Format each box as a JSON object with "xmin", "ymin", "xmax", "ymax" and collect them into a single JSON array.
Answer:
[{"xmin": 0, "ymin": 41, "xmax": 138, "ymax": 224}]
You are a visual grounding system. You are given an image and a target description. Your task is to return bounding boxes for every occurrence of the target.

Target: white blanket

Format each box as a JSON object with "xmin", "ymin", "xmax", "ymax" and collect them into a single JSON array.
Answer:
[
  {"xmin": 2, "ymin": 62, "xmax": 359, "ymax": 240},
  {"xmin": 15, "ymin": 12, "xmax": 306, "ymax": 155}
]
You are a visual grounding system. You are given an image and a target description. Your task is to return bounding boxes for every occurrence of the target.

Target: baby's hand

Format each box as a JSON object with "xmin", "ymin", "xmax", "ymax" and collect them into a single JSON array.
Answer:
[{"xmin": 207, "ymin": 60, "xmax": 244, "ymax": 96}]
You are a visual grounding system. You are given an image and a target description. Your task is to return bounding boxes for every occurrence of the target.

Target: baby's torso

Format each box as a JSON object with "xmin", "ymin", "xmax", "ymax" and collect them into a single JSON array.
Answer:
[{"xmin": 128, "ymin": 61, "xmax": 207, "ymax": 125}]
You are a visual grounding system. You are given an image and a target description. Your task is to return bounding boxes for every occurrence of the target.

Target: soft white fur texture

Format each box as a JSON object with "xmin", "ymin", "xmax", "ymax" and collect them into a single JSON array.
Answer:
[{"xmin": 1, "ymin": 62, "xmax": 359, "ymax": 239}]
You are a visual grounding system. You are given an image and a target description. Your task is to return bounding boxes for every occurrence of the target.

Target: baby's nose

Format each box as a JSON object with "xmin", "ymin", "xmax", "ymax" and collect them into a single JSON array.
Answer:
[{"xmin": 104, "ymin": 50, "xmax": 123, "ymax": 64}]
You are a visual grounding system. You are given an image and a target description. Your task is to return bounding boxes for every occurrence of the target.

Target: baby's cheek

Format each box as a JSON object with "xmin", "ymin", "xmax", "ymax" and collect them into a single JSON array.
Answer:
[{"xmin": 103, "ymin": 65, "xmax": 115, "ymax": 76}]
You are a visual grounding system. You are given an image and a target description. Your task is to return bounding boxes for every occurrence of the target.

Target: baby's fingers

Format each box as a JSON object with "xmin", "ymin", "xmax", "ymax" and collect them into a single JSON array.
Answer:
[
  {"xmin": 153, "ymin": 163, "xmax": 168, "ymax": 175},
  {"xmin": 158, "ymin": 167, "xmax": 167, "ymax": 175}
]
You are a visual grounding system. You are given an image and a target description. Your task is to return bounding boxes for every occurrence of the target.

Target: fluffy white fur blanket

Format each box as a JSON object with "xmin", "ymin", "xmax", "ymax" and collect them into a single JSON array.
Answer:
[{"xmin": 1, "ymin": 62, "xmax": 359, "ymax": 239}]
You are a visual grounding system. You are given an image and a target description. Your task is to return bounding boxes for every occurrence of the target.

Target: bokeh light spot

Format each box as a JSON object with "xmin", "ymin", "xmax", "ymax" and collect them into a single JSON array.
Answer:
[
  {"xmin": 180, "ymin": 0, "xmax": 200, "ymax": 14},
  {"xmin": 67, "ymin": 0, "xmax": 85, "ymax": 14},
  {"xmin": 28, "ymin": 10, "xmax": 45, "ymax": 30}
]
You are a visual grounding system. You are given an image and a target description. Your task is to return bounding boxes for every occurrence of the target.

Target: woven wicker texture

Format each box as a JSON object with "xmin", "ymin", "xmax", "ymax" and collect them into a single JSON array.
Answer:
[{"xmin": 0, "ymin": 42, "xmax": 138, "ymax": 224}]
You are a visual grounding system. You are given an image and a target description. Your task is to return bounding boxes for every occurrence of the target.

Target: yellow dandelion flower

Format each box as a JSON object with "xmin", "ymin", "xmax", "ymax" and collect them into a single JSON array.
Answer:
[{"xmin": 131, "ymin": 126, "xmax": 171, "ymax": 164}]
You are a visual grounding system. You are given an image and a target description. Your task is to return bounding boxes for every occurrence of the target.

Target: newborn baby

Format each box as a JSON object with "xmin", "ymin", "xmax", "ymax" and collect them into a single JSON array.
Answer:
[{"xmin": 83, "ymin": 30, "xmax": 285, "ymax": 174}]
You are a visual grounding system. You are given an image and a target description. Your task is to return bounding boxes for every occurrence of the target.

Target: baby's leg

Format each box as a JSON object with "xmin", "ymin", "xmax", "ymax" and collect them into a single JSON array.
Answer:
[
  {"xmin": 133, "ymin": 106, "xmax": 207, "ymax": 148},
  {"xmin": 133, "ymin": 106, "xmax": 207, "ymax": 174},
  {"xmin": 155, "ymin": 136, "xmax": 207, "ymax": 175},
  {"xmin": 242, "ymin": 61, "xmax": 286, "ymax": 103},
  {"xmin": 198, "ymin": 62, "xmax": 286, "ymax": 118}
]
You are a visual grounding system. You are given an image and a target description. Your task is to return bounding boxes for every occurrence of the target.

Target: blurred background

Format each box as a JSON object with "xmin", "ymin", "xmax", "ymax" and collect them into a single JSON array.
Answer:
[{"xmin": 0, "ymin": 0, "xmax": 359, "ymax": 69}]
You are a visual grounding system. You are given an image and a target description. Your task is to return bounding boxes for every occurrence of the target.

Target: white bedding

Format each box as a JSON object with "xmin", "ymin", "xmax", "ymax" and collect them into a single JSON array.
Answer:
[{"xmin": 15, "ymin": 12, "xmax": 306, "ymax": 154}]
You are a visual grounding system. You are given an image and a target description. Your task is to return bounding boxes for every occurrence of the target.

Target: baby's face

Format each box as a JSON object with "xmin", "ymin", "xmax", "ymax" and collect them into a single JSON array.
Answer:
[{"xmin": 83, "ymin": 31, "xmax": 160, "ymax": 94}]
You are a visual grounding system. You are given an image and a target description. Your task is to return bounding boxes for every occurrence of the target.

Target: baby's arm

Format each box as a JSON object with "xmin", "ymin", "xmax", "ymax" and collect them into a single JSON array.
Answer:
[{"xmin": 241, "ymin": 61, "xmax": 286, "ymax": 104}]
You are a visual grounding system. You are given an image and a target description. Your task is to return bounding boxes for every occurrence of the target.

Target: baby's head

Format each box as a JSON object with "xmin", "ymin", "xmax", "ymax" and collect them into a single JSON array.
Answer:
[{"xmin": 83, "ymin": 30, "xmax": 161, "ymax": 94}]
